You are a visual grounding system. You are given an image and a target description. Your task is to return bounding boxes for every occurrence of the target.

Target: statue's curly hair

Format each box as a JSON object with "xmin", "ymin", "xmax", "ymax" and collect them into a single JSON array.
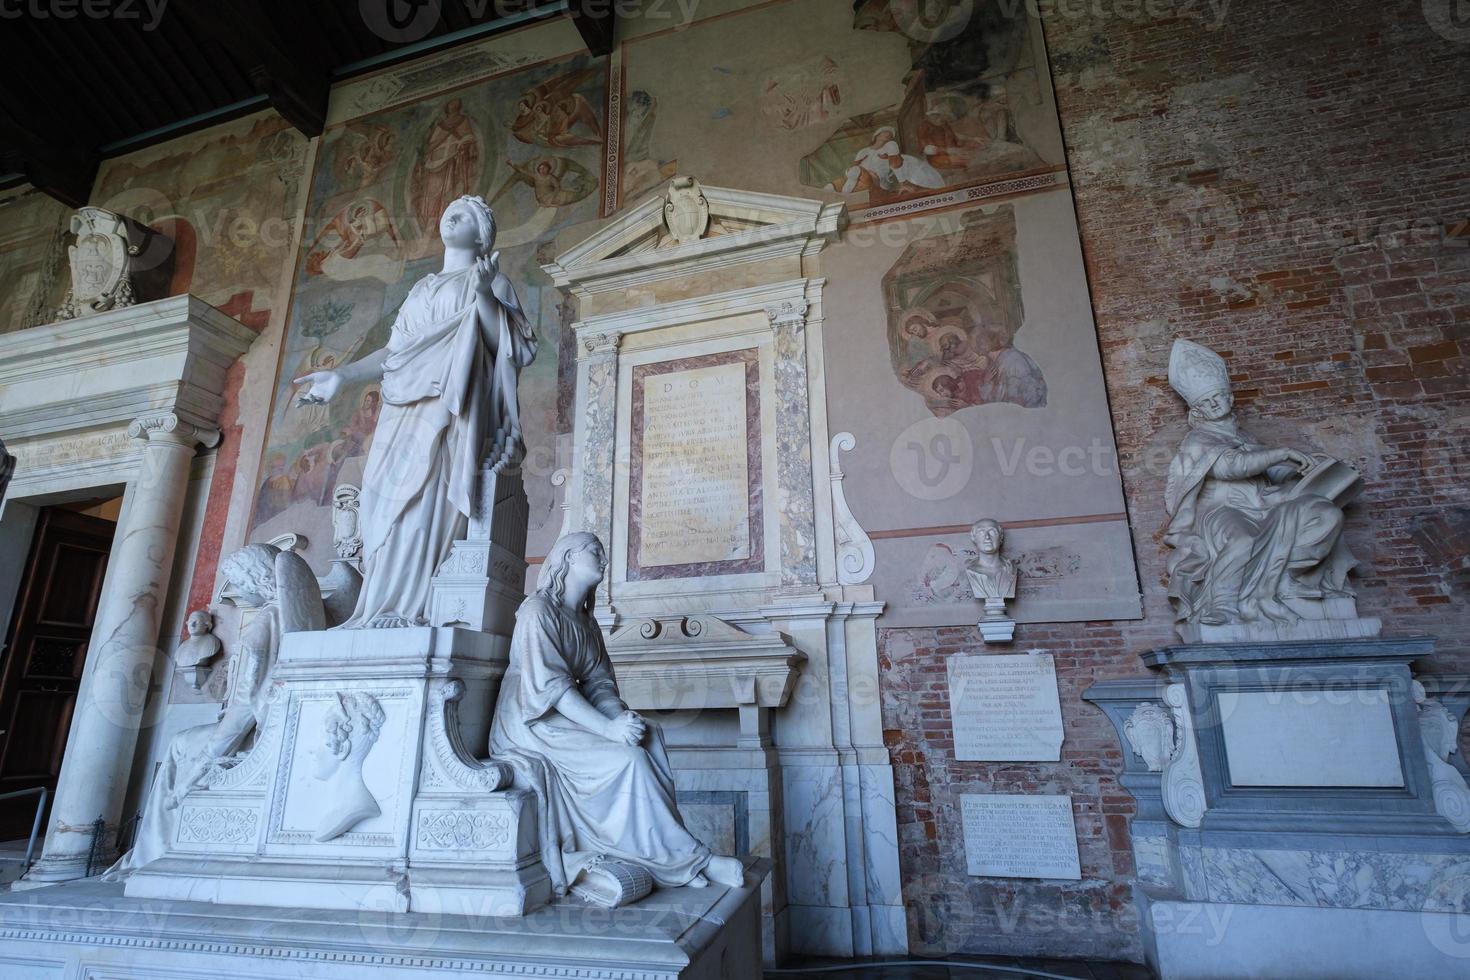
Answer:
[{"xmin": 219, "ymin": 543, "xmax": 280, "ymax": 601}]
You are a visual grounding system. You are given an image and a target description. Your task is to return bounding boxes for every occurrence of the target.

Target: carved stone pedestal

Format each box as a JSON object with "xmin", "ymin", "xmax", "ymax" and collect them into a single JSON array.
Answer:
[
  {"xmin": 1, "ymin": 863, "xmax": 769, "ymax": 980},
  {"xmin": 429, "ymin": 466, "xmax": 529, "ymax": 635},
  {"xmin": 1085, "ymin": 638, "xmax": 1470, "ymax": 980},
  {"xmin": 124, "ymin": 626, "xmax": 549, "ymax": 918},
  {"xmin": 978, "ymin": 598, "xmax": 1016, "ymax": 643}
]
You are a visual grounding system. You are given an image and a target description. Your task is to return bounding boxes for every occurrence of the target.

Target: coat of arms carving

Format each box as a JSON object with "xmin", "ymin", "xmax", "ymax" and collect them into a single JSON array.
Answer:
[
  {"xmin": 662, "ymin": 175, "xmax": 710, "ymax": 245},
  {"xmin": 56, "ymin": 207, "xmax": 174, "ymax": 320}
]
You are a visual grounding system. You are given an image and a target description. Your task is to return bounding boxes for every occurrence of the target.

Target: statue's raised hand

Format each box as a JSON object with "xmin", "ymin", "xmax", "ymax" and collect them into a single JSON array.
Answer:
[
  {"xmin": 472, "ymin": 250, "xmax": 502, "ymax": 297},
  {"xmin": 294, "ymin": 369, "xmax": 344, "ymax": 405}
]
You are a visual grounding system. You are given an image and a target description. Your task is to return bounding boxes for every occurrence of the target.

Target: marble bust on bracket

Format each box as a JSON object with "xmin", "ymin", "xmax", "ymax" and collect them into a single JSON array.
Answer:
[{"xmin": 966, "ymin": 517, "xmax": 1018, "ymax": 643}]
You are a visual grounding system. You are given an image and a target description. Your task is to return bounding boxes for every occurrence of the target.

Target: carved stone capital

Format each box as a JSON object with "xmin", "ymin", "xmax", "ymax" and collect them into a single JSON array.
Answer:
[
  {"xmin": 582, "ymin": 331, "xmax": 622, "ymax": 358},
  {"xmin": 127, "ymin": 413, "xmax": 221, "ymax": 449},
  {"xmin": 764, "ymin": 299, "xmax": 809, "ymax": 329}
]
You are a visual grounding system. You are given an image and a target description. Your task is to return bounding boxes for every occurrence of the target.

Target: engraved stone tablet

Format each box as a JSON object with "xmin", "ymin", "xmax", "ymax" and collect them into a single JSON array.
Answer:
[
  {"xmin": 961, "ymin": 793, "xmax": 1081, "ymax": 880},
  {"xmin": 637, "ymin": 360, "xmax": 751, "ymax": 567},
  {"xmin": 947, "ymin": 653, "xmax": 1064, "ymax": 761}
]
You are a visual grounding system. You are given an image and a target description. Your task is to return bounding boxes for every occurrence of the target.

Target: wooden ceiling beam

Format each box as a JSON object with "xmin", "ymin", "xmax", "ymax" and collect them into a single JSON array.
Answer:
[
  {"xmin": 0, "ymin": 118, "xmax": 98, "ymax": 209},
  {"xmin": 175, "ymin": 1, "xmax": 329, "ymax": 138}
]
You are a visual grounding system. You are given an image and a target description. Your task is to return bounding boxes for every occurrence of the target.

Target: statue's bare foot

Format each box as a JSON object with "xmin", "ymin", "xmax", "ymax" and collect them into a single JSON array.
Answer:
[
  {"xmin": 1199, "ymin": 608, "xmax": 1231, "ymax": 626},
  {"xmin": 704, "ymin": 856, "xmax": 744, "ymax": 888},
  {"xmin": 687, "ymin": 873, "xmax": 710, "ymax": 888}
]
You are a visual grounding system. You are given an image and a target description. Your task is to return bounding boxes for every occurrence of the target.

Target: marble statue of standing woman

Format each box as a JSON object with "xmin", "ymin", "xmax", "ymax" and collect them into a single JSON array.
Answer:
[
  {"xmin": 295, "ymin": 195, "xmax": 538, "ymax": 628},
  {"xmin": 490, "ymin": 531, "xmax": 745, "ymax": 896}
]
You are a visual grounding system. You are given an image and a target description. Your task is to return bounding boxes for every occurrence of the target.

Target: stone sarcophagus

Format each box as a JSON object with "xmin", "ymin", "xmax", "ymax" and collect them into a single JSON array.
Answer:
[{"xmin": 125, "ymin": 626, "xmax": 549, "ymax": 917}]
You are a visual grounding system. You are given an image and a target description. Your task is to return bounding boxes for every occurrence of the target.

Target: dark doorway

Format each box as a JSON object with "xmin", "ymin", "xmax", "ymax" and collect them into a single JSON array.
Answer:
[{"xmin": 0, "ymin": 505, "xmax": 117, "ymax": 841}]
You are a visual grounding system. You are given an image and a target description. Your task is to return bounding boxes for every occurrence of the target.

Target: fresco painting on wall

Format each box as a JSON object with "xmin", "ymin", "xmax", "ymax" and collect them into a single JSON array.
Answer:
[
  {"xmin": 91, "ymin": 113, "xmax": 309, "ymax": 328},
  {"xmin": 247, "ymin": 57, "xmax": 606, "ymax": 566},
  {"xmin": 800, "ymin": 0, "xmax": 1047, "ymax": 206},
  {"xmin": 883, "ymin": 204, "xmax": 1045, "ymax": 416},
  {"xmin": 621, "ymin": 89, "xmax": 679, "ymax": 202},
  {"xmin": 0, "ymin": 188, "xmax": 69, "ymax": 334}
]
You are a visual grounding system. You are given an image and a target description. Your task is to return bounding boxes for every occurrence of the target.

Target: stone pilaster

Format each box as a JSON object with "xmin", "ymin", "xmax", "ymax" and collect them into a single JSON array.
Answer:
[
  {"xmin": 576, "ymin": 330, "xmax": 621, "ymax": 602},
  {"xmin": 765, "ymin": 300, "xmax": 818, "ymax": 589}
]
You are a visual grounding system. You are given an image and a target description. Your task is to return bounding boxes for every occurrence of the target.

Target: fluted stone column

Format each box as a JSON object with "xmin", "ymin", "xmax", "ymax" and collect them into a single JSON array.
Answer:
[{"xmin": 23, "ymin": 412, "xmax": 219, "ymax": 882}]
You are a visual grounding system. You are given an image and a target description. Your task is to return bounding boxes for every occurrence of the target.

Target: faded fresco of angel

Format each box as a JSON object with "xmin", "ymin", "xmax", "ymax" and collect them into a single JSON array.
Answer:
[{"xmin": 495, "ymin": 155, "xmax": 596, "ymax": 210}]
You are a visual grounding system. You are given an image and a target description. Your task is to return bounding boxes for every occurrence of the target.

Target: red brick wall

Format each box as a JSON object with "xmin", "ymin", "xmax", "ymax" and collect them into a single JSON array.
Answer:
[{"xmin": 881, "ymin": 0, "xmax": 1470, "ymax": 962}]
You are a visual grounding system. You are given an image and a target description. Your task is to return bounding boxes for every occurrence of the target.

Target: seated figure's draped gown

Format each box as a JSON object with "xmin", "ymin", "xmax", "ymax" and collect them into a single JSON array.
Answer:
[
  {"xmin": 1164, "ymin": 415, "xmax": 1351, "ymax": 622},
  {"xmin": 342, "ymin": 265, "xmax": 535, "ymax": 628},
  {"xmin": 489, "ymin": 595, "xmax": 711, "ymax": 894}
]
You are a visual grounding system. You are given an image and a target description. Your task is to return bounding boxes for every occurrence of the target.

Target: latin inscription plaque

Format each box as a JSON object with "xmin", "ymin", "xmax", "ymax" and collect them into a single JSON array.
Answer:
[
  {"xmin": 947, "ymin": 653, "xmax": 1065, "ymax": 761},
  {"xmin": 631, "ymin": 351, "xmax": 765, "ymax": 573},
  {"xmin": 961, "ymin": 793, "xmax": 1081, "ymax": 880}
]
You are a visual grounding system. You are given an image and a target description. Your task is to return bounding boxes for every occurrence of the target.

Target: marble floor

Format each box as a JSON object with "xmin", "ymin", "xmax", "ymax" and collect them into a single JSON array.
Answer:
[{"xmin": 768, "ymin": 957, "xmax": 1153, "ymax": 979}]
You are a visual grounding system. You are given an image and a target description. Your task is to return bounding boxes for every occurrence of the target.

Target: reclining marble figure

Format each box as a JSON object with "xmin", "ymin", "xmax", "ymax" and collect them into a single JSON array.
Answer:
[
  {"xmin": 1163, "ymin": 339, "xmax": 1363, "ymax": 638},
  {"xmin": 294, "ymin": 194, "xmax": 537, "ymax": 629},
  {"xmin": 109, "ymin": 543, "xmax": 326, "ymax": 875},
  {"xmin": 490, "ymin": 531, "xmax": 746, "ymax": 897}
]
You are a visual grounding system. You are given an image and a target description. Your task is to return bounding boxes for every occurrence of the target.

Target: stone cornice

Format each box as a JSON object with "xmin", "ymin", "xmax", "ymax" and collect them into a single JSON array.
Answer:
[
  {"xmin": 0, "ymin": 294, "xmax": 257, "ymax": 442},
  {"xmin": 543, "ymin": 182, "xmax": 845, "ymax": 296}
]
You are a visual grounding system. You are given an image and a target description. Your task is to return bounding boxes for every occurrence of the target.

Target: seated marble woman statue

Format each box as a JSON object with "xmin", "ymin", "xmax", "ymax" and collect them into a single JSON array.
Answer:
[{"xmin": 489, "ymin": 531, "xmax": 744, "ymax": 895}]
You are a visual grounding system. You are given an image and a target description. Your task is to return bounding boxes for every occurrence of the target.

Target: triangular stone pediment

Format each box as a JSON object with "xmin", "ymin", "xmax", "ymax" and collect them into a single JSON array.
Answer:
[{"xmin": 543, "ymin": 177, "xmax": 844, "ymax": 292}]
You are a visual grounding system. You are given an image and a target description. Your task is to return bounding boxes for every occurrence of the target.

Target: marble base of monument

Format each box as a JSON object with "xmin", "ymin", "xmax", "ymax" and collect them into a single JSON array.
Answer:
[
  {"xmin": 1085, "ymin": 638, "xmax": 1470, "ymax": 980},
  {"xmin": 1176, "ymin": 597, "xmax": 1381, "ymax": 644},
  {"xmin": 125, "ymin": 626, "xmax": 549, "ymax": 918},
  {"xmin": 0, "ymin": 863, "xmax": 768, "ymax": 980}
]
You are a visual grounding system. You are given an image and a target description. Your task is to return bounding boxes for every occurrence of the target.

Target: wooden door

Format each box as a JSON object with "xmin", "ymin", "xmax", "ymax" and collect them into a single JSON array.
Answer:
[{"xmin": 0, "ymin": 508, "xmax": 115, "ymax": 841}]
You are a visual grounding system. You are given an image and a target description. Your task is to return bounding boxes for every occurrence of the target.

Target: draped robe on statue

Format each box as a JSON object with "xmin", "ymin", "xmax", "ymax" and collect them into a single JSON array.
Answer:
[
  {"xmin": 1164, "ymin": 416, "xmax": 1352, "ymax": 623},
  {"xmin": 489, "ymin": 595, "xmax": 711, "ymax": 895},
  {"xmin": 107, "ymin": 606, "xmax": 281, "ymax": 876},
  {"xmin": 342, "ymin": 264, "xmax": 536, "ymax": 628}
]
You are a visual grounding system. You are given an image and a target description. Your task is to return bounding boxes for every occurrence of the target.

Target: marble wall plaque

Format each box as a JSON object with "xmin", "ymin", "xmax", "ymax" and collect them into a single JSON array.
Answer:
[
  {"xmin": 1218, "ymin": 691, "xmax": 1405, "ymax": 788},
  {"xmin": 947, "ymin": 653, "xmax": 1064, "ymax": 761},
  {"xmin": 961, "ymin": 793, "xmax": 1081, "ymax": 880},
  {"xmin": 627, "ymin": 348, "xmax": 764, "ymax": 579}
]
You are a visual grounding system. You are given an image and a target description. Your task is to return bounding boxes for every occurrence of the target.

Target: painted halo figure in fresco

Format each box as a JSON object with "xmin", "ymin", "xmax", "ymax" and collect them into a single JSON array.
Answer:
[
  {"xmin": 490, "ymin": 531, "xmax": 746, "ymax": 897},
  {"xmin": 295, "ymin": 195, "xmax": 538, "ymax": 628}
]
